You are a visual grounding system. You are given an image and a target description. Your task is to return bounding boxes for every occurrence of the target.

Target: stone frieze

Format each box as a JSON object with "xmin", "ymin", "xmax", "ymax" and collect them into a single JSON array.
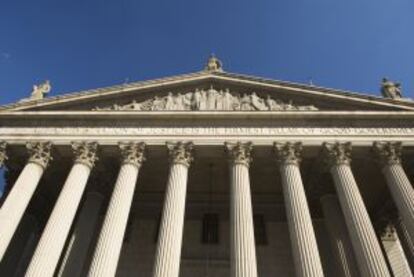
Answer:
[{"xmin": 93, "ymin": 87, "xmax": 318, "ymax": 111}]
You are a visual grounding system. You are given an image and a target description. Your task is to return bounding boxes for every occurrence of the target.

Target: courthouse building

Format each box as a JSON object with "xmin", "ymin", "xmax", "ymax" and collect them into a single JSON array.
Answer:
[{"xmin": 0, "ymin": 56, "xmax": 413, "ymax": 277}]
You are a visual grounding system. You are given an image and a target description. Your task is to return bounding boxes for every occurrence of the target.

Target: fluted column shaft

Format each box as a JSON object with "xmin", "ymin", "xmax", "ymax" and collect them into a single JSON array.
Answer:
[
  {"xmin": 226, "ymin": 142, "xmax": 258, "ymax": 277},
  {"xmin": 275, "ymin": 142, "xmax": 324, "ymax": 277},
  {"xmin": 395, "ymin": 219, "xmax": 414, "ymax": 271},
  {"xmin": 26, "ymin": 142, "xmax": 98, "ymax": 277},
  {"xmin": 0, "ymin": 142, "xmax": 51, "ymax": 261},
  {"xmin": 321, "ymin": 194, "xmax": 360, "ymax": 277},
  {"xmin": 152, "ymin": 142, "xmax": 193, "ymax": 277},
  {"xmin": 58, "ymin": 192, "xmax": 104, "ymax": 277},
  {"xmin": 323, "ymin": 142, "xmax": 390, "ymax": 277},
  {"xmin": 89, "ymin": 142, "xmax": 145, "ymax": 277},
  {"xmin": 373, "ymin": 142, "xmax": 414, "ymax": 241}
]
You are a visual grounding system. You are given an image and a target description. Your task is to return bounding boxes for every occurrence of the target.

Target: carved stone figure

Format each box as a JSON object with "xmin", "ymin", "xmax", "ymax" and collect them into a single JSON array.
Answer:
[
  {"xmin": 21, "ymin": 80, "xmax": 51, "ymax": 102},
  {"xmin": 206, "ymin": 87, "xmax": 217, "ymax": 110},
  {"xmin": 165, "ymin": 93, "xmax": 175, "ymax": 110},
  {"xmin": 241, "ymin": 94, "xmax": 252, "ymax": 111},
  {"xmin": 381, "ymin": 78, "xmax": 402, "ymax": 99},
  {"xmin": 250, "ymin": 92, "xmax": 267, "ymax": 110}
]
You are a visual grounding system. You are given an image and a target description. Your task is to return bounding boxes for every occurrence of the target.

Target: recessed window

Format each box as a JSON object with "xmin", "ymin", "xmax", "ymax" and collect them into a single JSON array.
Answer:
[
  {"xmin": 254, "ymin": 214, "xmax": 267, "ymax": 245},
  {"xmin": 202, "ymin": 213, "xmax": 219, "ymax": 244}
]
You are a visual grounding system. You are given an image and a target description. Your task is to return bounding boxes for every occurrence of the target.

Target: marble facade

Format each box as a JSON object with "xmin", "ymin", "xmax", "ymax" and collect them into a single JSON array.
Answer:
[{"xmin": 0, "ymin": 58, "xmax": 413, "ymax": 276}]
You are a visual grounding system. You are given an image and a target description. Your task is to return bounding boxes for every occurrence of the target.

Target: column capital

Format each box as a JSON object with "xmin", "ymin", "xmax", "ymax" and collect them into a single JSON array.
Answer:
[
  {"xmin": 119, "ymin": 142, "xmax": 146, "ymax": 168},
  {"xmin": 167, "ymin": 141, "xmax": 193, "ymax": 167},
  {"xmin": 322, "ymin": 142, "xmax": 352, "ymax": 166},
  {"xmin": 26, "ymin": 141, "xmax": 52, "ymax": 169},
  {"xmin": 71, "ymin": 141, "xmax": 98, "ymax": 169},
  {"xmin": 273, "ymin": 142, "xmax": 302, "ymax": 166},
  {"xmin": 0, "ymin": 141, "xmax": 7, "ymax": 168},
  {"xmin": 372, "ymin": 141, "xmax": 402, "ymax": 167},
  {"xmin": 225, "ymin": 141, "xmax": 252, "ymax": 167}
]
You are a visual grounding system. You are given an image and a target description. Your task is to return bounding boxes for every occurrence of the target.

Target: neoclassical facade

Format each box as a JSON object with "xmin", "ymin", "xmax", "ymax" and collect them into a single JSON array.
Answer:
[{"xmin": 0, "ymin": 57, "xmax": 413, "ymax": 277}]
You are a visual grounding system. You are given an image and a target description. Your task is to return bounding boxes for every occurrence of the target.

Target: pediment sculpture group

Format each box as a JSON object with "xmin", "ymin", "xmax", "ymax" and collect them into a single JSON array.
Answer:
[{"xmin": 95, "ymin": 87, "xmax": 318, "ymax": 111}]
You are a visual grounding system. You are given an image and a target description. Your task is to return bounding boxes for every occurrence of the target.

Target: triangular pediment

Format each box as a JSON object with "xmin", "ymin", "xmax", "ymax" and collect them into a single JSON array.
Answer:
[{"xmin": 2, "ymin": 71, "xmax": 414, "ymax": 112}]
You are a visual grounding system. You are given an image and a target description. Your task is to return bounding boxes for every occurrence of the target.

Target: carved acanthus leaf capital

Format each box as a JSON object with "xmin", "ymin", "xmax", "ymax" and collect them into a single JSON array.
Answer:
[
  {"xmin": 225, "ymin": 142, "xmax": 253, "ymax": 167},
  {"xmin": 72, "ymin": 141, "xmax": 98, "ymax": 169},
  {"xmin": 322, "ymin": 142, "xmax": 352, "ymax": 166},
  {"xmin": 372, "ymin": 141, "xmax": 402, "ymax": 167},
  {"xmin": 167, "ymin": 142, "xmax": 193, "ymax": 167},
  {"xmin": 273, "ymin": 142, "xmax": 302, "ymax": 166},
  {"xmin": 119, "ymin": 142, "xmax": 146, "ymax": 168},
  {"xmin": 26, "ymin": 141, "xmax": 52, "ymax": 169},
  {"xmin": 0, "ymin": 141, "xmax": 7, "ymax": 168}
]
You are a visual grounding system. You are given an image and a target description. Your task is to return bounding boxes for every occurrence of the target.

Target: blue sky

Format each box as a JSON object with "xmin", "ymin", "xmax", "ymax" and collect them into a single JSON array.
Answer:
[
  {"xmin": 0, "ymin": 0, "xmax": 414, "ymax": 194},
  {"xmin": 1, "ymin": 0, "xmax": 414, "ymax": 105}
]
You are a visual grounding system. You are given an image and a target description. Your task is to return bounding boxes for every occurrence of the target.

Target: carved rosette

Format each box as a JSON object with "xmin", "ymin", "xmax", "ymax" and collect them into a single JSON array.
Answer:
[
  {"xmin": 167, "ymin": 142, "xmax": 193, "ymax": 167},
  {"xmin": 72, "ymin": 141, "xmax": 98, "ymax": 169},
  {"xmin": 225, "ymin": 142, "xmax": 253, "ymax": 167},
  {"xmin": 322, "ymin": 142, "xmax": 352, "ymax": 166},
  {"xmin": 372, "ymin": 141, "xmax": 402, "ymax": 167},
  {"xmin": 26, "ymin": 141, "xmax": 52, "ymax": 169},
  {"xmin": 0, "ymin": 141, "xmax": 7, "ymax": 168},
  {"xmin": 119, "ymin": 142, "xmax": 146, "ymax": 168},
  {"xmin": 273, "ymin": 142, "xmax": 302, "ymax": 166}
]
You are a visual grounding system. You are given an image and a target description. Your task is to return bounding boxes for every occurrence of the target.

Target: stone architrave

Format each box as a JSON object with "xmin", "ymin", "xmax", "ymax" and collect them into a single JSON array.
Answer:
[
  {"xmin": 323, "ymin": 142, "xmax": 390, "ymax": 277},
  {"xmin": 226, "ymin": 142, "xmax": 258, "ymax": 277},
  {"xmin": 152, "ymin": 142, "xmax": 193, "ymax": 277},
  {"xmin": 26, "ymin": 142, "xmax": 98, "ymax": 277},
  {"xmin": 0, "ymin": 141, "xmax": 52, "ymax": 261},
  {"xmin": 88, "ymin": 142, "xmax": 145, "ymax": 277},
  {"xmin": 274, "ymin": 142, "xmax": 325, "ymax": 277},
  {"xmin": 373, "ymin": 142, "xmax": 414, "ymax": 241}
]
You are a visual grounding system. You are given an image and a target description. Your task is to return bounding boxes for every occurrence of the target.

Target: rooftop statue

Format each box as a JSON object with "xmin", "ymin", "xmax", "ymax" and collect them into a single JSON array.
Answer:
[
  {"xmin": 205, "ymin": 54, "xmax": 223, "ymax": 72},
  {"xmin": 19, "ymin": 80, "xmax": 51, "ymax": 102},
  {"xmin": 381, "ymin": 78, "xmax": 402, "ymax": 99},
  {"xmin": 94, "ymin": 87, "xmax": 318, "ymax": 111}
]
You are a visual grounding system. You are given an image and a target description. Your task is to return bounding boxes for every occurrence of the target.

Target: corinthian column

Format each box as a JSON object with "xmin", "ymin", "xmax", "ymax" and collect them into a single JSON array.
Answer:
[
  {"xmin": 320, "ymin": 194, "xmax": 359, "ymax": 277},
  {"xmin": 152, "ymin": 142, "xmax": 193, "ymax": 277},
  {"xmin": 373, "ymin": 142, "xmax": 414, "ymax": 241},
  {"xmin": 322, "ymin": 142, "xmax": 390, "ymax": 277},
  {"xmin": 0, "ymin": 141, "xmax": 51, "ymax": 261},
  {"xmin": 89, "ymin": 142, "xmax": 145, "ymax": 277},
  {"xmin": 26, "ymin": 142, "xmax": 98, "ymax": 277},
  {"xmin": 274, "ymin": 142, "xmax": 324, "ymax": 277},
  {"xmin": 226, "ymin": 142, "xmax": 258, "ymax": 277}
]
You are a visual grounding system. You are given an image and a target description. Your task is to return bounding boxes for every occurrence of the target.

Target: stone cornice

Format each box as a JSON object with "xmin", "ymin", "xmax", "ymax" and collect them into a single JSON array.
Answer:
[
  {"xmin": 1, "ymin": 70, "xmax": 414, "ymax": 112},
  {"xmin": 3, "ymin": 111, "xmax": 414, "ymax": 121}
]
